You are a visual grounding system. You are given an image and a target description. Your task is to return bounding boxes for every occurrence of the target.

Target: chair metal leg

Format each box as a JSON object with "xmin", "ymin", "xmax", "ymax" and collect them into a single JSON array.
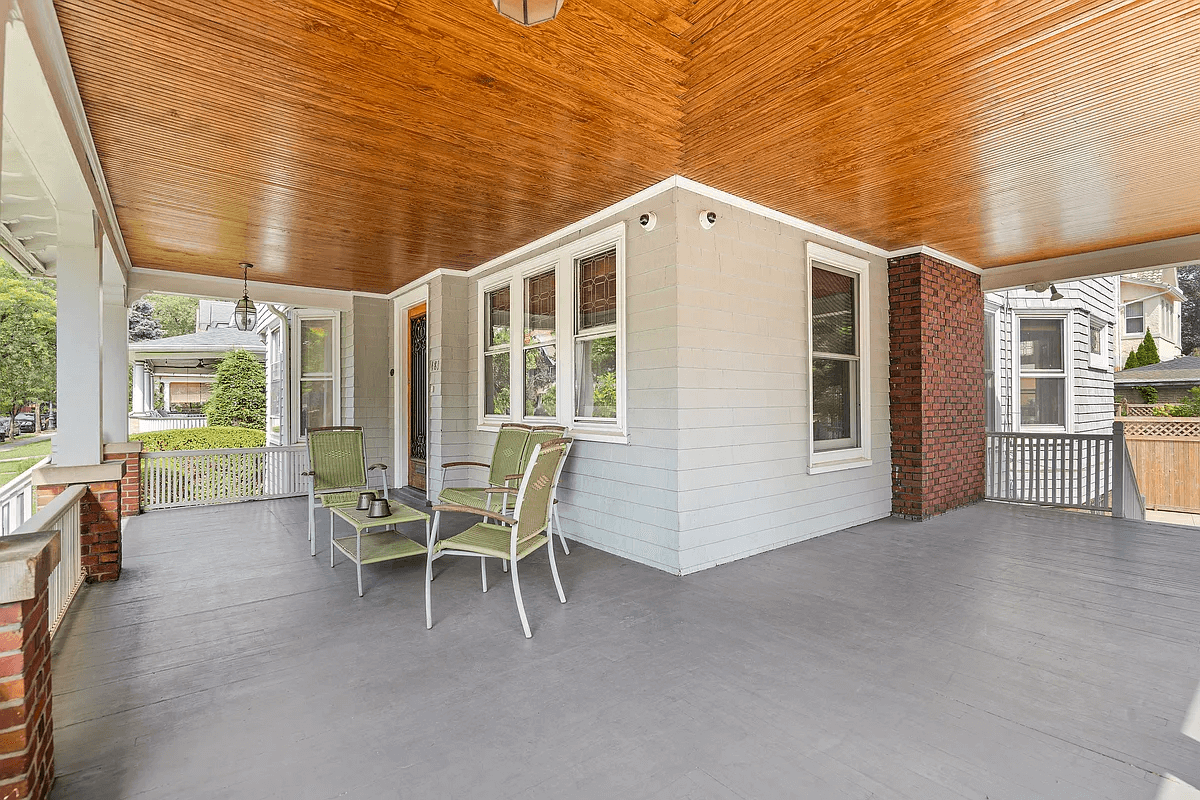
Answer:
[
  {"xmin": 554, "ymin": 504, "xmax": 570, "ymax": 555},
  {"xmin": 547, "ymin": 532, "xmax": 567, "ymax": 604},
  {"xmin": 510, "ymin": 547, "xmax": 532, "ymax": 638},
  {"xmin": 503, "ymin": 559, "xmax": 508, "ymax": 572},
  {"xmin": 425, "ymin": 548, "xmax": 434, "ymax": 629},
  {"xmin": 481, "ymin": 558, "xmax": 488, "ymax": 593},
  {"xmin": 356, "ymin": 559, "xmax": 363, "ymax": 597}
]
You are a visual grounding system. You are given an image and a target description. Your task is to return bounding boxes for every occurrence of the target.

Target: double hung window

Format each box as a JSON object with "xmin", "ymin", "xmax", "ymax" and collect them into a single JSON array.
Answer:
[
  {"xmin": 1018, "ymin": 317, "xmax": 1066, "ymax": 429},
  {"xmin": 295, "ymin": 314, "xmax": 339, "ymax": 438},
  {"xmin": 1125, "ymin": 301, "xmax": 1144, "ymax": 334},
  {"xmin": 807, "ymin": 243, "xmax": 871, "ymax": 471},
  {"xmin": 477, "ymin": 223, "xmax": 626, "ymax": 439}
]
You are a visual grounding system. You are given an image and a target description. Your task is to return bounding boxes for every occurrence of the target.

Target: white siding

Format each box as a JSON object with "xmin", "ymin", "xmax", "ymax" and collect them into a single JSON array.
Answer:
[
  {"xmin": 986, "ymin": 277, "xmax": 1116, "ymax": 435},
  {"xmin": 426, "ymin": 274, "xmax": 471, "ymax": 501},
  {"xmin": 351, "ymin": 296, "xmax": 394, "ymax": 470}
]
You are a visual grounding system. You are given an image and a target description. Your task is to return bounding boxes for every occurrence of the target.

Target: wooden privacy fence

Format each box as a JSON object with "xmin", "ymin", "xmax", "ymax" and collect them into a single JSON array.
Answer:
[
  {"xmin": 1119, "ymin": 416, "xmax": 1200, "ymax": 513},
  {"xmin": 141, "ymin": 445, "xmax": 308, "ymax": 510}
]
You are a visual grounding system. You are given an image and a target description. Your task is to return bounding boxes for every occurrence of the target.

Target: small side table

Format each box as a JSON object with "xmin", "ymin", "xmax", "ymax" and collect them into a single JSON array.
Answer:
[{"xmin": 330, "ymin": 504, "xmax": 430, "ymax": 596}]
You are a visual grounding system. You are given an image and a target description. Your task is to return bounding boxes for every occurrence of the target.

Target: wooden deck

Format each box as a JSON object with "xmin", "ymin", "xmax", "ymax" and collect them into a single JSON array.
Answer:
[{"xmin": 49, "ymin": 497, "xmax": 1200, "ymax": 799}]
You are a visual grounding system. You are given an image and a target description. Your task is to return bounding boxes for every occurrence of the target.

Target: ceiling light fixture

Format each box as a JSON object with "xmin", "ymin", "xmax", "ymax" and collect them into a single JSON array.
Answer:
[
  {"xmin": 493, "ymin": 0, "xmax": 563, "ymax": 26},
  {"xmin": 233, "ymin": 262, "xmax": 258, "ymax": 331}
]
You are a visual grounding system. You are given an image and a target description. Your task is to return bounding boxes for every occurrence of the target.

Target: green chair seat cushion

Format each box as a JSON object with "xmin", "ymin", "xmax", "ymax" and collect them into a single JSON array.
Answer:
[
  {"xmin": 434, "ymin": 523, "xmax": 547, "ymax": 561},
  {"xmin": 320, "ymin": 489, "xmax": 385, "ymax": 508},
  {"xmin": 437, "ymin": 486, "xmax": 492, "ymax": 510},
  {"xmin": 332, "ymin": 531, "xmax": 427, "ymax": 565}
]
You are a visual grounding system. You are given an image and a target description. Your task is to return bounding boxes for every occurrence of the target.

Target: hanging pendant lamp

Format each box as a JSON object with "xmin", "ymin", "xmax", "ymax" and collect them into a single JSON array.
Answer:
[
  {"xmin": 493, "ymin": 0, "xmax": 563, "ymax": 26},
  {"xmin": 233, "ymin": 262, "xmax": 258, "ymax": 331}
]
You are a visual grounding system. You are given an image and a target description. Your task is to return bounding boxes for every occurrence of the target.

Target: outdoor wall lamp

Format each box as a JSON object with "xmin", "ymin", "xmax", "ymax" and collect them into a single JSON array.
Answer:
[
  {"xmin": 233, "ymin": 262, "xmax": 258, "ymax": 331},
  {"xmin": 493, "ymin": 0, "xmax": 563, "ymax": 26},
  {"xmin": 1025, "ymin": 281, "xmax": 1064, "ymax": 302}
]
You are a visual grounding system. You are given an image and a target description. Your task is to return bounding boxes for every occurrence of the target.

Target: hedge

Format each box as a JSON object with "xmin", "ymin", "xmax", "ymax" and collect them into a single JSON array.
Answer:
[{"xmin": 131, "ymin": 426, "xmax": 267, "ymax": 452}]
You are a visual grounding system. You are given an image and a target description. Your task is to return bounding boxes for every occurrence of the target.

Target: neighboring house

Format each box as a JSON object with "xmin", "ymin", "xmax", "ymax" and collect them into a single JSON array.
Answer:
[
  {"xmin": 128, "ymin": 328, "xmax": 266, "ymax": 421},
  {"xmin": 1118, "ymin": 269, "xmax": 1184, "ymax": 363},
  {"xmin": 1114, "ymin": 355, "xmax": 1200, "ymax": 406},
  {"xmin": 195, "ymin": 299, "xmax": 238, "ymax": 332},
  {"xmin": 984, "ymin": 278, "xmax": 1118, "ymax": 434}
]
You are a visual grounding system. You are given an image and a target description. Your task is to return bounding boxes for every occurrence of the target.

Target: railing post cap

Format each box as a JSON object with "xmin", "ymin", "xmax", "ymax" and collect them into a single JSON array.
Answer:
[{"xmin": 0, "ymin": 530, "xmax": 61, "ymax": 603}]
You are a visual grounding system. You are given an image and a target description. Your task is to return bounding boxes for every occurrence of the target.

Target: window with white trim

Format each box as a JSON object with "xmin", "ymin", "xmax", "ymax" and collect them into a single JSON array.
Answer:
[
  {"xmin": 477, "ymin": 223, "xmax": 626, "ymax": 439},
  {"xmin": 1125, "ymin": 301, "xmax": 1144, "ymax": 334},
  {"xmin": 1018, "ymin": 317, "xmax": 1066, "ymax": 429},
  {"xmin": 807, "ymin": 243, "xmax": 871, "ymax": 471},
  {"xmin": 295, "ymin": 314, "xmax": 339, "ymax": 438},
  {"xmin": 483, "ymin": 287, "xmax": 511, "ymax": 417},
  {"xmin": 984, "ymin": 310, "xmax": 998, "ymax": 431},
  {"xmin": 1089, "ymin": 316, "xmax": 1109, "ymax": 371}
]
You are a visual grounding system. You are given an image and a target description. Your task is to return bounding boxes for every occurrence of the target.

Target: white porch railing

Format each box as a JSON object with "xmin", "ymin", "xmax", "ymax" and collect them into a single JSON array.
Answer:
[
  {"xmin": 986, "ymin": 432, "xmax": 1114, "ymax": 511},
  {"xmin": 129, "ymin": 413, "xmax": 208, "ymax": 433},
  {"xmin": 141, "ymin": 445, "xmax": 308, "ymax": 510},
  {"xmin": 13, "ymin": 484, "xmax": 86, "ymax": 638},
  {"xmin": 0, "ymin": 456, "xmax": 51, "ymax": 535},
  {"xmin": 985, "ymin": 423, "xmax": 1145, "ymax": 519}
]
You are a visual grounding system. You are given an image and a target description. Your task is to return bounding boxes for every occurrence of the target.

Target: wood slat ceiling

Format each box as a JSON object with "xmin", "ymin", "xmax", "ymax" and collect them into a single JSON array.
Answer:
[{"xmin": 53, "ymin": 0, "xmax": 1200, "ymax": 293}]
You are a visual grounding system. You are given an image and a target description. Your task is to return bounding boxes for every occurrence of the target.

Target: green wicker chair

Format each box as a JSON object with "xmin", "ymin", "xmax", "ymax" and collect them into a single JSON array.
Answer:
[
  {"xmin": 426, "ymin": 438, "xmax": 571, "ymax": 638},
  {"xmin": 303, "ymin": 426, "xmax": 389, "ymax": 557}
]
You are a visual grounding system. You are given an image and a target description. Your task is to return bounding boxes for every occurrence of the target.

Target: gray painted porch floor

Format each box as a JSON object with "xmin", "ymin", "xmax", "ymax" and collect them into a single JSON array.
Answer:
[{"xmin": 49, "ymin": 497, "xmax": 1200, "ymax": 799}]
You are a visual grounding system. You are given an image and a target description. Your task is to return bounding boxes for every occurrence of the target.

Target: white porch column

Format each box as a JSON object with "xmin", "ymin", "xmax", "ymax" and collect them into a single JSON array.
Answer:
[
  {"xmin": 162, "ymin": 380, "xmax": 171, "ymax": 412},
  {"xmin": 101, "ymin": 238, "xmax": 128, "ymax": 442},
  {"xmin": 131, "ymin": 362, "xmax": 149, "ymax": 413},
  {"xmin": 55, "ymin": 209, "xmax": 104, "ymax": 466}
]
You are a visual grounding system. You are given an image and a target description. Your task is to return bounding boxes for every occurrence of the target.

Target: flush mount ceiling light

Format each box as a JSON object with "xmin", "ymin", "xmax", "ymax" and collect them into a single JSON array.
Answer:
[
  {"xmin": 233, "ymin": 262, "xmax": 258, "ymax": 331},
  {"xmin": 493, "ymin": 0, "xmax": 563, "ymax": 26}
]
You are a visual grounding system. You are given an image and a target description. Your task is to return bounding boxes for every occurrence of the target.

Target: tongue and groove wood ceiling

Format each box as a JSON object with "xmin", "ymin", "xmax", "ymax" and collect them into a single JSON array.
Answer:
[{"xmin": 55, "ymin": 0, "xmax": 1200, "ymax": 293}]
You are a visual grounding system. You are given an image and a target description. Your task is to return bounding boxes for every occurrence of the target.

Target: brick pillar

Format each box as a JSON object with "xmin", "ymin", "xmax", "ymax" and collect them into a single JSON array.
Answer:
[
  {"xmin": 33, "ymin": 463, "xmax": 125, "ymax": 584},
  {"xmin": 887, "ymin": 252, "xmax": 985, "ymax": 519},
  {"xmin": 102, "ymin": 442, "xmax": 143, "ymax": 517},
  {"xmin": 0, "ymin": 532, "xmax": 60, "ymax": 800}
]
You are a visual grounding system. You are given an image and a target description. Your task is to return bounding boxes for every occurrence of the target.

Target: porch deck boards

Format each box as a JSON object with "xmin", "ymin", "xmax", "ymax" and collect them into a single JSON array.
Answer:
[{"xmin": 49, "ymin": 499, "xmax": 1200, "ymax": 799}]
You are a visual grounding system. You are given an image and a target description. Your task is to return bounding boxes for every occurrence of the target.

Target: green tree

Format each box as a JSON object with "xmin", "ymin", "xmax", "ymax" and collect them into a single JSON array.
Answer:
[
  {"xmin": 1124, "ymin": 348, "xmax": 1142, "ymax": 370},
  {"xmin": 0, "ymin": 263, "xmax": 56, "ymax": 433},
  {"xmin": 146, "ymin": 294, "xmax": 198, "ymax": 338},
  {"xmin": 1135, "ymin": 329, "xmax": 1160, "ymax": 367},
  {"xmin": 128, "ymin": 299, "xmax": 162, "ymax": 341},
  {"xmin": 203, "ymin": 350, "xmax": 266, "ymax": 429}
]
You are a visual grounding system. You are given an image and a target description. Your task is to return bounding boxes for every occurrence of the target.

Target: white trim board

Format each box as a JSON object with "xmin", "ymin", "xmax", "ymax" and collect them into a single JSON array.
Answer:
[
  {"xmin": 885, "ymin": 244, "xmax": 984, "ymax": 275},
  {"xmin": 128, "ymin": 267, "xmax": 388, "ymax": 311}
]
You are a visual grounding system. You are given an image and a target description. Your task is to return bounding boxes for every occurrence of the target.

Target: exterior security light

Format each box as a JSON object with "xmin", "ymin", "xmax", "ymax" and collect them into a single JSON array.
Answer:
[
  {"xmin": 493, "ymin": 0, "xmax": 563, "ymax": 26},
  {"xmin": 233, "ymin": 262, "xmax": 258, "ymax": 331}
]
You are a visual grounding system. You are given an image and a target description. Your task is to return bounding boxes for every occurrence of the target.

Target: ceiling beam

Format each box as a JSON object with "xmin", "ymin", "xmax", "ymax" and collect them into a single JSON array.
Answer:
[
  {"xmin": 128, "ymin": 266, "xmax": 388, "ymax": 311},
  {"xmin": 981, "ymin": 233, "xmax": 1200, "ymax": 291}
]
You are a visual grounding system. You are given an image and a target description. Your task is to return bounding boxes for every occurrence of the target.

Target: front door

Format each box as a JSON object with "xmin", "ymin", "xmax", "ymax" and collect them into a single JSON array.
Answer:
[{"xmin": 407, "ymin": 304, "xmax": 428, "ymax": 490}]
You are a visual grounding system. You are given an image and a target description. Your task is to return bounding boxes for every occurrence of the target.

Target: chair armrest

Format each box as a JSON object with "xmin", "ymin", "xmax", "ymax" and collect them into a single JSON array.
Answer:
[
  {"xmin": 484, "ymin": 487, "xmax": 517, "ymax": 495},
  {"xmin": 505, "ymin": 473, "xmax": 523, "ymax": 482},
  {"xmin": 442, "ymin": 461, "xmax": 490, "ymax": 469},
  {"xmin": 368, "ymin": 463, "xmax": 388, "ymax": 471},
  {"xmin": 431, "ymin": 504, "xmax": 517, "ymax": 526}
]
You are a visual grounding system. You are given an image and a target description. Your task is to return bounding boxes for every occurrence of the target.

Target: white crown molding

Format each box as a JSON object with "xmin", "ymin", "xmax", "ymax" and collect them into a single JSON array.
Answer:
[
  {"xmin": 17, "ymin": 0, "xmax": 132, "ymax": 279},
  {"xmin": 980, "ymin": 233, "xmax": 1200, "ymax": 292},
  {"xmin": 884, "ymin": 244, "xmax": 983, "ymax": 274}
]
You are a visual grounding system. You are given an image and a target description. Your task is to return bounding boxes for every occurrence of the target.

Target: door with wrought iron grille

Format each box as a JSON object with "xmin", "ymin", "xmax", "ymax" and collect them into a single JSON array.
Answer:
[{"xmin": 407, "ymin": 304, "xmax": 428, "ymax": 490}]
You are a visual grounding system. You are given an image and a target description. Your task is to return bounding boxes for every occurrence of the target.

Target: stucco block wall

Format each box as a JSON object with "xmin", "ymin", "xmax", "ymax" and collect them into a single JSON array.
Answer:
[{"xmin": 671, "ymin": 189, "xmax": 892, "ymax": 573}]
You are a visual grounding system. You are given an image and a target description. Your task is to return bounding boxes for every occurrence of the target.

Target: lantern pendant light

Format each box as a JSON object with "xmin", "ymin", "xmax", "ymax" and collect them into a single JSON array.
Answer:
[
  {"xmin": 493, "ymin": 0, "xmax": 563, "ymax": 26},
  {"xmin": 233, "ymin": 262, "xmax": 258, "ymax": 331}
]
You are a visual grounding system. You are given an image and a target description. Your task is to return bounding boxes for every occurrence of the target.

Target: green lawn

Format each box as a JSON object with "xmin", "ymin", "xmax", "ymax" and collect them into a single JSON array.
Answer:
[{"xmin": 0, "ymin": 440, "xmax": 52, "ymax": 488}]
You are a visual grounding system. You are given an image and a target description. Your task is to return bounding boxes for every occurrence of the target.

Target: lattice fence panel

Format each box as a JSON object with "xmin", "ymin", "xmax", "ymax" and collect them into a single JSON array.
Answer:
[{"xmin": 1119, "ymin": 417, "xmax": 1200, "ymax": 438}]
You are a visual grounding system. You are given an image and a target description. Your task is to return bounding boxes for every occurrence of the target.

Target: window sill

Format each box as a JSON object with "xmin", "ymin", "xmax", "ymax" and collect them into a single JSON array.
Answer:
[{"xmin": 807, "ymin": 455, "xmax": 873, "ymax": 475}]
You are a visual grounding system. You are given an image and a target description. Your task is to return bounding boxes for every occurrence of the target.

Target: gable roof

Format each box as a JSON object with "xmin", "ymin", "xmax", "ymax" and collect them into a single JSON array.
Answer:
[
  {"xmin": 129, "ymin": 327, "xmax": 265, "ymax": 357},
  {"xmin": 1114, "ymin": 356, "xmax": 1200, "ymax": 385}
]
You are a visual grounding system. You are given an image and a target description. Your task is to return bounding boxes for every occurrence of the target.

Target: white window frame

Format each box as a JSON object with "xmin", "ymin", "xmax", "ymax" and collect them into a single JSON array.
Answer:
[
  {"xmin": 1089, "ymin": 315, "xmax": 1111, "ymax": 371},
  {"xmin": 1125, "ymin": 300, "xmax": 1144, "ymax": 335},
  {"xmin": 1012, "ymin": 310, "xmax": 1072, "ymax": 433},
  {"xmin": 806, "ymin": 242, "xmax": 872, "ymax": 474},
  {"xmin": 475, "ymin": 222, "xmax": 628, "ymax": 443},
  {"xmin": 984, "ymin": 307, "xmax": 1001, "ymax": 432},
  {"xmin": 292, "ymin": 311, "xmax": 341, "ymax": 441}
]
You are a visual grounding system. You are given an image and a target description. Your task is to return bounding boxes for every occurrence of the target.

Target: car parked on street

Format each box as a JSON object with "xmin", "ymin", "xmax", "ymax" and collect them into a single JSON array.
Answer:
[{"xmin": 14, "ymin": 413, "xmax": 36, "ymax": 434}]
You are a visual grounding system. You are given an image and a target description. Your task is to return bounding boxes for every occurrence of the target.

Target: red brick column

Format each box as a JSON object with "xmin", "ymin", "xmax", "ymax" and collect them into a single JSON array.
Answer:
[
  {"xmin": 102, "ymin": 442, "xmax": 143, "ymax": 517},
  {"xmin": 33, "ymin": 462, "xmax": 125, "ymax": 584},
  {"xmin": 0, "ymin": 532, "xmax": 59, "ymax": 800},
  {"xmin": 887, "ymin": 252, "xmax": 985, "ymax": 519}
]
